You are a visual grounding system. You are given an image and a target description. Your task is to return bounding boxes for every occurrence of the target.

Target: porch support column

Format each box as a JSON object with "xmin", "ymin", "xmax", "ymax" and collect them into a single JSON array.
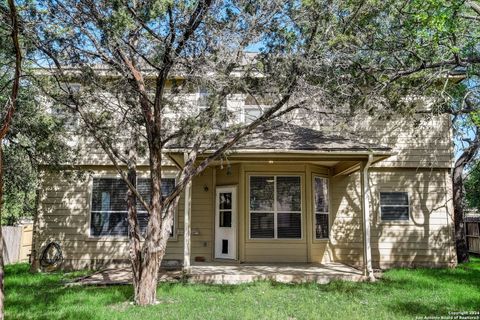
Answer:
[
  {"xmin": 361, "ymin": 154, "xmax": 375, "ymax": 281},
  {"xmin": 183, "ymin": 155, "xmax": 193, "ymax": 273}
]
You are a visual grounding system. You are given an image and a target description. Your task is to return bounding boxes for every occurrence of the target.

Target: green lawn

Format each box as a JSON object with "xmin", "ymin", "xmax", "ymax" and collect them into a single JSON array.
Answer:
[{"xmin": 5, "ymin": 259, "xmax": 480, "ymax": 320}]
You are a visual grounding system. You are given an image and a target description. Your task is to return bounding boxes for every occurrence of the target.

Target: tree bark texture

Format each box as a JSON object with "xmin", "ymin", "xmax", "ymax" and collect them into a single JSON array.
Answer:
[
  {"xmin": 452, "ymin": 128, "xmax": 480, "ymax": 263},
  {"xmin": 0, "ymin": 1, "xmax": 22, "ymax": 318}
]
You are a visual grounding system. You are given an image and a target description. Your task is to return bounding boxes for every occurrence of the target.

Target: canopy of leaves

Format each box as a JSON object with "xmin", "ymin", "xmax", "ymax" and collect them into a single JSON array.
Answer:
[{"xmin": 0, "ymin": 3, "xmax": 73, "ymax": 225}]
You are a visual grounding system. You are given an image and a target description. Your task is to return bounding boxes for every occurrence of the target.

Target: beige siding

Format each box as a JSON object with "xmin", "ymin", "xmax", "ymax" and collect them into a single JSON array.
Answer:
[
  {"xmin": 355, "ymin": 115, "xmax": 453, "ymax": 168},
  {"xmin": 311, "ymin": 168, "xmax": 456, "ymax": 268},
  {"xmin": 35, "ymin": 167, "xmax": 215, "ymax": 269},
  {"xmin": 36, "ymin": 163, "xmax": 455, "ymax": 269},
  {"xmin": 291, "ymin": 111, "xmax": 454, "ymax": 169}
]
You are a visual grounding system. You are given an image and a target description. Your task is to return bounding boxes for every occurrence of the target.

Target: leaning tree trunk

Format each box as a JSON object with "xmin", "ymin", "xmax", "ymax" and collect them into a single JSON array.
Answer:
[
  {"xmin": 0, "ymin": 1, "xmax": 22, "ymax": 318},
  {"xmin": 0, "ymin": 147, "xmax": 5, "ymax": 320},
  {"xmin": 452, "ymin": 127, "xmax": 479, "ymax": 263}
]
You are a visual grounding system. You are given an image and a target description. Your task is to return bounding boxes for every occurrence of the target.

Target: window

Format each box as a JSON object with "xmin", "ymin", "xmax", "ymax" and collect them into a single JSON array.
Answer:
[
  {"xmin": 90, "ymin": 177, "xmax": 176, "ymax": 237},
  {"xmin": 237, "ymin": 105, "xmax": 267, "ymax": 124},
  {"xmin": 51, "ymin": 105, "xmax": 80, "ymax": 131},
  {"xmin": 197, "ymin": 87, "xmax": 209, "ymax": 111},
  {"xmin": 249, "ymin": 176, "xmax": 302, "ymax": 239},
  {"xmin": 243, "ymin": 106, "xmax": 263, "ymax": 124},
  {"xmin": 380, "ymin": 192, "xmax": 410, "ymax": 221},
  {"xmin": 314, "ymin": 176, "xmax": 329, "ymax": 239}
]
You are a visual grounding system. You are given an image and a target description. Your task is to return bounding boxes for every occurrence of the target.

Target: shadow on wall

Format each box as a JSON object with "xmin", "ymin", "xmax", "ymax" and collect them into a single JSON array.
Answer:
[
  {"xmin": 312, "ymin": 111, "xmax": 455, "ymax": 269},
  {"xmin": 324, "ymin": 168, "xmax": 454, "ymax": 269},
  {"xmin": 36, "ymin": 166, "xmax": 194, "ymax": 271}
]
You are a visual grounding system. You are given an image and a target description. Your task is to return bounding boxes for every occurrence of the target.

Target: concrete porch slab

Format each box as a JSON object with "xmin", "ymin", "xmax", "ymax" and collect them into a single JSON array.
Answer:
[
  {"xmin": 70, "ymin": 263, "xmax": 365, "ymax": 286},
  {"xmin": 187, "ymin": 263, "xmax": 365, "ymax": 284}
]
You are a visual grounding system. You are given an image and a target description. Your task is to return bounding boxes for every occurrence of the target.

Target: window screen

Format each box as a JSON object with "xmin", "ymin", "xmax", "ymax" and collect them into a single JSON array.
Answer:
[
  {"xmin": 380, "ymin": 192, "xmax": 409, "ymax": 221},
  {"xmin": 90, "ymin": 177, "xmax": 176, "ymax": 237},
  {"xmin": 250, "ymin": 176, "xmax": 302, "ymax": 239},
  {"xmin": 314, "ymin": 176, "xmax": 329, "ymax": 239}
]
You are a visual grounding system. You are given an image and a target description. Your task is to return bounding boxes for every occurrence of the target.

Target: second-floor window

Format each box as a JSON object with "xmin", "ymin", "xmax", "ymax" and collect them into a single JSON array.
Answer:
[
  {"xmin": 51, "ymin": 105, "xmax": 79, "ymax": 130},
  {"xmin": 197, "ymin": 87, "xmax": 209, "ymax": 111}
]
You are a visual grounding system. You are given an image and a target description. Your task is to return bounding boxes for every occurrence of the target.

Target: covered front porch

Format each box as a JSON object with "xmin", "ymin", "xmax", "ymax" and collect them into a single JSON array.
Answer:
[
  {"xmin": 72, "ymin": 262, "xmax": 365, "ymax": 285},
  {"xmin": 164, "ymin": 122, "xmax": 392, "ymax": 279}
]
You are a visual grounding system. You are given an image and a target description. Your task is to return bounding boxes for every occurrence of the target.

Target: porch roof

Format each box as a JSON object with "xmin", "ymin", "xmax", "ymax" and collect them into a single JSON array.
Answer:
[
  {"xmin": 165, "ymin": 122, "xmax": 392, "ymax": 176},
  {"xmin": 233, "ymin": 122, "xmax": 390, "ymax": 152},
  {"xmin": 166, "ymin": 121, "xmax": 391, "ymax": 153}
]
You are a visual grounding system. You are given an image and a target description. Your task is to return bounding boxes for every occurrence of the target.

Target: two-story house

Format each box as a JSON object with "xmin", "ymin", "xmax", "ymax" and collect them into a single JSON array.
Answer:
[{"xmin": 32, "ymin": 76, "xmax": 457, "ymax": 276}]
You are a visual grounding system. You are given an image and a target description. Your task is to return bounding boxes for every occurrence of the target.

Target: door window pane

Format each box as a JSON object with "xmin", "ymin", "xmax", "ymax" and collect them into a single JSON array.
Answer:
[
  {"xmin": 219, "ymin": 193, "xmax": 232, "ymax": 210},
  {"xmin": 220, "ymin": 211, "xmax": 232, "ymax": 228}
]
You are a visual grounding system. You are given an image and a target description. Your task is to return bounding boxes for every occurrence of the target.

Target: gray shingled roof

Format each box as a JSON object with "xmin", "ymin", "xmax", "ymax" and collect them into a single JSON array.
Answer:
[{"xmin": 167, "ymin": 122, "xmax": 391, "ymax": 152}]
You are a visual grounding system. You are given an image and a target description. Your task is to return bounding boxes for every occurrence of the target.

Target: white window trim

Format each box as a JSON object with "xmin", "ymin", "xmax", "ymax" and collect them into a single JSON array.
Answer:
[
  {"xmin": 248, "ymin": 175, "xmax": 304, "ymax": 240},
  {"xmin": 196, "ymin": 87, "xmax": 209, "ymax": 111},
  {"xmin": 240, "ymin": 104, "xmax": 269, "ymax": 124},
  {"xmin": 87, "ymin": 174, "xmax": 178, "ymax": 240},
  {"xmin": 313, "ymin": 175, "xmax": 330, "ymax": 240},
  {"xmin": 379, "ymin": 191, "xmax": 410, "ymax": 222}
]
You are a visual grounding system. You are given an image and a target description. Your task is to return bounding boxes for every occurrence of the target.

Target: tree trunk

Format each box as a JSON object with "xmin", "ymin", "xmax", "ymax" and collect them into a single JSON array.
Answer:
[
  {"xmin": 126, "ymin": 154, "xmax": 142, "ymax": 301},
  {"xmin": 452, "ymin": 163, "xmax": 470, "ymax": 263},
  {"xmin": 29, "ymin": 188, "xmax": 41, "ymax": 272},
  {"xmin": 452, "ymin": 127, "xmax": 479, "ymax": 263},
  {"xmin": 128, "ymin": 140, "xmax": 179, "ymax": 305},
  {"xmin": 0, "ymin": 2, "xmax": 21, "ymax": 317},
  {"xmin": 134, "ymin": 202, "xmax": 177, "ymax": 305},
  {"xmin": 0, "ymin": 146, "xmax": 5, "ymax": 320}
]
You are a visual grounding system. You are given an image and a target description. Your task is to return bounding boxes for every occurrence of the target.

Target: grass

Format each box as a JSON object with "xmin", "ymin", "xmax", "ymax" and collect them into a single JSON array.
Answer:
[{"xmin": 5, "ymin": 258, "xmax": 480, "ymax": 320}]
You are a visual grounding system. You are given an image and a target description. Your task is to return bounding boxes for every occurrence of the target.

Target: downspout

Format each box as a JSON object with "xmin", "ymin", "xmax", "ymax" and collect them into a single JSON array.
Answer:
[
  {"xmin": 362, "ymin": 154, "xmax": 375, "ymax": 281},
  {"xmin": 183, "ymin": 152, "xmax": 192, "ymax": 273}
]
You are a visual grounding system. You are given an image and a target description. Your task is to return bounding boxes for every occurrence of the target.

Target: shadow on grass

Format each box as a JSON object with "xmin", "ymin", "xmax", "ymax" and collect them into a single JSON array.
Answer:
[
  {"xmin": 5, "ymin": 264, "xmax": 133, "ymax": 320},
  {"xmin": 6, "ymin": 259, "xmax": 480, "ymax": 319}
]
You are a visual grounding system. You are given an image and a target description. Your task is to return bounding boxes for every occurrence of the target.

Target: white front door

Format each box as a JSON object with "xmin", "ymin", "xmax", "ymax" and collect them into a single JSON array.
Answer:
[{"xmin": 215, "ymin": 186, "xmax": 237, "ymax": 260}]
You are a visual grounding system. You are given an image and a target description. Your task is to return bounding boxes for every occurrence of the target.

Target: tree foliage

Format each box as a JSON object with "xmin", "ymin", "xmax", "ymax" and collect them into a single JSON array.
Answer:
[{"xmin": 0, "ymin": 7, "xmax": 71, "ymax": 225}]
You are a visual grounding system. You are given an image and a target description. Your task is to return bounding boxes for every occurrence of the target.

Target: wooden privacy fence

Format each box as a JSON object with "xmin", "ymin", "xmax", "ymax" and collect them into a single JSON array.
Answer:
[
  {"xmin": 2, "ymin": 225, "xmax": 33, "ymax": 264},
  {"xmin": 466, "ymin": 221, "xmax": 480, "ymax": 255}
]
